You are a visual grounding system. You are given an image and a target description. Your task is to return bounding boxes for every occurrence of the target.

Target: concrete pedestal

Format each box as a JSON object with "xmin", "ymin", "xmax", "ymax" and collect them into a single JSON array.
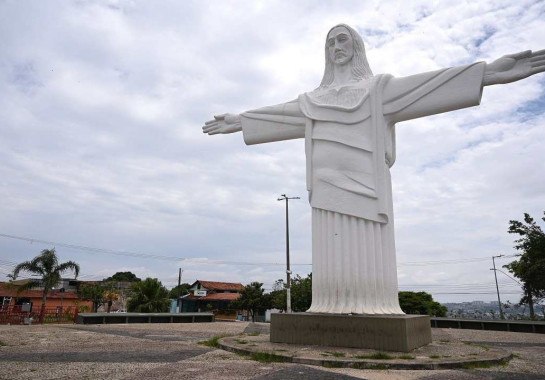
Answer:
[{"xmin": 270, "ymin": 313, "xmax": 431, "ymax": 352}]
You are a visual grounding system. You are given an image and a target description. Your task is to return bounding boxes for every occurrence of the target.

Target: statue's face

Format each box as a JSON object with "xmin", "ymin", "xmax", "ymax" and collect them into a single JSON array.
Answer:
[{"xmin": 327, "ymin": 26, "xmax": 354, "ymax": 65}]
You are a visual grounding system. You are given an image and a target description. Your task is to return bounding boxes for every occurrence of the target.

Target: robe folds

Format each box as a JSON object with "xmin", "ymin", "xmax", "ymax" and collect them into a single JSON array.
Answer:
[{"xmin": 240, "ymin": 62, "xmax": 486, "ymax": 314}]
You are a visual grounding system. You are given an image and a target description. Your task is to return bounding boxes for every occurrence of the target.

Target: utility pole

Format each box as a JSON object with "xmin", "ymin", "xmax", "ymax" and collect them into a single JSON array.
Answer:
[
  {"xmin": 278, "ymin": 194, "xmax": 300, "ymax": 313},
  {"xmin": 491, "ymin": 255, "xmax": 505, "ymax": 320},
  {"xmin": 177, "ymin": 268, "xmax": 183, "ymax": 313}
]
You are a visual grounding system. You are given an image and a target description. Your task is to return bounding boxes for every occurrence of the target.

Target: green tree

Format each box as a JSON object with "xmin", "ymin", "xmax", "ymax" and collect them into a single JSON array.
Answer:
[
  {"xmin": 168, "ymin": 283, "xmax": 191, "ymax": 299},
  {"xmin": 231, "ymin": 282, "xmax": 271, "ymax": 322},
  {"xmin": 504, "ymin": 212, "xmax": 545, "ymax": 319},
  {"xmin": 11, "ymin": 248, "xmax": 80, "ymax": 321},
  {"xmin": 270, "ymin": 274, "xmax": 312, "ymax": 312},
  {"xmin": 126, "ymin": 278, "xmax": 170, "ymax": 313},
  {"xmin": 78, "ymin": 283, "xmax": 106, "ymax": 312},
  {"xmin": 103, "ymin": 289, "xmax": 120, "ymax": 313},
  {"xmin": 103, "ymin": 271, "xmax": 141, "ymax": 282},
  {"xmin": 398, "ymin": 291, "xmax": 447, "ymax": 317},
  {"xmin": 270, "ymin": 279, "xmax": 286, "ymax": 311}
]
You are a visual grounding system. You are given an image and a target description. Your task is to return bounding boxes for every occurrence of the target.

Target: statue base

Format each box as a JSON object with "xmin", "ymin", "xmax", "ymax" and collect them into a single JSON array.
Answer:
[{"xmin": 270, "ymin": 313, "xmax": 431, "ymax": 352}]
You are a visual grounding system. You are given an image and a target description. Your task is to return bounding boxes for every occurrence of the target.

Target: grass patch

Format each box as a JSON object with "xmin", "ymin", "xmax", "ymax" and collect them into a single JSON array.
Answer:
[
  {"xmin": 398, "ymin": 354, "xmax": 415, "ymax": 360},
  {"xmin": 461, "ymin": 361, "xmax": 495, "ymax": 369},
  {"xmin": 250, "ymin": 352, "xmax": 286, "ymax": 363},
  {"xmin": 198, "ymin": 334, "xmax": 229, "ymax": 348},
  {"xmin": 247, "ymin": 332, "xmax": 260, "ymax": 336},
  {"xmin": 0, "ymin": 340, "xmax": 7, "ymax": 347},
  {"xmin": 355, "ymin": 352, "xmax": 395, "ymax": 360}
]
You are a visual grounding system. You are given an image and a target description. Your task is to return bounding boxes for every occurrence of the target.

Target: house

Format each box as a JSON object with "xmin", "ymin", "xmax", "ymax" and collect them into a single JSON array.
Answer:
[
  {"xmin": 179, "ymin": 280, "xmax": 243, "ymax": 319},
  {"xmin": 0, "ymin": 281, "xmax": 93, "ymax": 313}
]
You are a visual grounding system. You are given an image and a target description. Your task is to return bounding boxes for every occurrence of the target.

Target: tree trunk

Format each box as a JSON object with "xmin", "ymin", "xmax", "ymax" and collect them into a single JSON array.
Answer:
[
  {"xmin": 107, "ymin": 301, "xmax": 112, "ymax": 313},
  {"xmin": 527, "ymin": 289, "xmax": 535, "ymax": 320},
  {"xmin": 39, "ymin": 291, "xmax": 47, "ymax": 324}
]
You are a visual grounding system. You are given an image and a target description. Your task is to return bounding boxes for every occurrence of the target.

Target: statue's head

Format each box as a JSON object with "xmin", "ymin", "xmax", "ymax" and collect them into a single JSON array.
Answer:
[{"xmin": 318, "ymin": 24, "xmax": 373, "ymax": 88}]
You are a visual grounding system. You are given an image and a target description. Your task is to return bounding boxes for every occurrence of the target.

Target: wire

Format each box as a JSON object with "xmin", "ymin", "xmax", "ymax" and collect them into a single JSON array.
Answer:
[
  {"xmin": 399, "ymin": 254, "xmax": 518, "ymax": 267},
  {"xmin": 0, "ymin": 232, "xmax": 521, "ymax": 267},
  {"xmin": 430, "ymin": 292, "xmax": 522, "ymax": 295},
  {"xmin": 495, "ymin": 269, "xmax": 523, "ymax": 286}
]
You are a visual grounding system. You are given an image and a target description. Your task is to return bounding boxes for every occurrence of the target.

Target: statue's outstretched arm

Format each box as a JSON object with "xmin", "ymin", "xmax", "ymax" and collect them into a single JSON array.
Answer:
[
  {"xmin": 384, "ymin": 49, "xmax": 544, "ymax": 123},
  {"xmin": 484, "ymin": 49, "xmax": 545, "ymax": 86},
  {"xmin": 202, "ymin": 113, "xmax": 242, "ymax": 135},
  {"xmin": 202, "ymin": 100, "xmax": 305, "ymax": 144}
]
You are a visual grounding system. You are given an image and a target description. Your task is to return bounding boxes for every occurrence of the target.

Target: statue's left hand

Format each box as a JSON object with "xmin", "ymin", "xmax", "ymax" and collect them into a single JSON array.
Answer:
[{"xmin": 484, "ymin": 49, "xmax": 545, "ymax": 85}]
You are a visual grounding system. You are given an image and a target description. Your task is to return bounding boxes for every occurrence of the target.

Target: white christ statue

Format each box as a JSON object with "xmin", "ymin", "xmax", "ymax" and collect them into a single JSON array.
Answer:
[{"xmin": 203, "ymin": 24, "xmax": 545, "ymax": 315}]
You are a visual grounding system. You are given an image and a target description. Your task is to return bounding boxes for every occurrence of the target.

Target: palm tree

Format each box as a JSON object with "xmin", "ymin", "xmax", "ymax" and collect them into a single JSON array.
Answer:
[
  {"xmin": 127, "ymin": 278, "xmax": 169, "ymax": 313},
  {"xmin": 12, "ymin": 248, "xmax": 80, "ymax": 321},
  {"xmin": 103, "ymin": 289, "xmax": 120, "ymax": 313}
]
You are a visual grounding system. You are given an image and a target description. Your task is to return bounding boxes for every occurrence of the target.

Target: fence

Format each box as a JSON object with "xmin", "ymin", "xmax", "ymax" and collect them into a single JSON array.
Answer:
[
  {"xmin": 431, "ymin": 317, "xmax": 545, "ymax": 334},
  {"xmin": 0, "ymin": 305, "xmax": 78, "ymax": 325}
]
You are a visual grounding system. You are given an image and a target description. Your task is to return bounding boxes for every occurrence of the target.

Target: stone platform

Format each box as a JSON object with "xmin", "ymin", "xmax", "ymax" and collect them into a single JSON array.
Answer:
[
  {"xmin": 271, "ymin": 313, "xmax": 431, "ymax": 352},
  {"xmin": 219, "ymin": 333, "xmax": 512, "ymax": 370}
]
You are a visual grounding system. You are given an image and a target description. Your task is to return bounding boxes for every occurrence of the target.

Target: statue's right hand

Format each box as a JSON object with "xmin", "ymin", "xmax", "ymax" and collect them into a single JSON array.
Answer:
[{"xmin": 202, "ymin": 113, "xmax": 242, "ymax": 135}]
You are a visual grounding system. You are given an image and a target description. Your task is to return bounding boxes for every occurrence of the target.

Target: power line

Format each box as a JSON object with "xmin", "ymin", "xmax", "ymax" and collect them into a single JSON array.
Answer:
[
  {"xmin": 399, "ymin": 254, "xmax": 518, "ymax": 266},
  {"xmin": 430, "ymin": 292, "xmax": 522, "ymax": 295},
  {"xmin": 398, "ymin": 281, "xmax": 518, "ymax": 286},
  {"xmin": 0, "ymin": 232, "xmax": 520, "ymax": 267},
  {"xmin": 1, "ymin": 236, "xmax": 525, "ymax": 298}
]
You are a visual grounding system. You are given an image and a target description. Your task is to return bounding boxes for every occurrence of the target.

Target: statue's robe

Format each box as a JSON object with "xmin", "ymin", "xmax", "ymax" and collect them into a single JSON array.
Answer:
[{"xmin": 240, "ymin": 62, "xmax": 486, "ymax": 314}]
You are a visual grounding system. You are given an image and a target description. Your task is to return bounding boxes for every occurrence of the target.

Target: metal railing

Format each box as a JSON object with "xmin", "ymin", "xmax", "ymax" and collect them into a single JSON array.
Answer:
[{"xmin": 0, "ymin": 305, "xmax": 78, "ymax": 325}]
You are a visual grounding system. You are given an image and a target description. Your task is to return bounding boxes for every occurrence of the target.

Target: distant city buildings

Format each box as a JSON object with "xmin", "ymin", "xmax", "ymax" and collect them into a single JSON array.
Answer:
[{"xmin": 443, "ymin": 300, "xmax": 535, "ymax": 320}]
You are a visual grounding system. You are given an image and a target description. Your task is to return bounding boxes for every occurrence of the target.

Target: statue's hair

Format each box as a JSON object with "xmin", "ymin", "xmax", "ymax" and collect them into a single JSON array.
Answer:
[{"xmin": 318, "ymin": 24, "xmax": 373, "ymax": 89}]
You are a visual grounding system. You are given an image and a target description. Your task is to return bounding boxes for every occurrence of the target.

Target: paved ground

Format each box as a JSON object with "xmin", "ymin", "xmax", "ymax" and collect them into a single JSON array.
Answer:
[{"xmin": 0, "ymin": 322, "xmax": 544, "ymax": 379}]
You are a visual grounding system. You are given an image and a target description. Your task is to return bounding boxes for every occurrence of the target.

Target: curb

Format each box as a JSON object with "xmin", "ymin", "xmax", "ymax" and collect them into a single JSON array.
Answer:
[{"xmin": 218, "ymin": 337, "xmax": 513, "ymax": 370}]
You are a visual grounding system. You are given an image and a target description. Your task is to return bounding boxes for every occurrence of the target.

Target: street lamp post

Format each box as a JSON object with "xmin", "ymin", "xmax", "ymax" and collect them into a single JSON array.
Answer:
[
  {"xmin": 278, "ymin": 194, "xmax": 300, "ymax": 313},
  {"xmin": 491, "ymin": 254, "xmax": 505, "ymax": 320}
]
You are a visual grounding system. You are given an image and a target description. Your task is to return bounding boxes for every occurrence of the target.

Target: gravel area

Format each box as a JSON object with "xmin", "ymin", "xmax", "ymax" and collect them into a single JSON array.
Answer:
[{"xmin": 0, "ymin": 322, "xmax": 544, "ymax": 379}]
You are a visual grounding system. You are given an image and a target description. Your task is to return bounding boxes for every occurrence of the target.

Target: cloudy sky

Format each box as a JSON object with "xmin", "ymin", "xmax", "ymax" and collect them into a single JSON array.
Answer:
[{"xmin": 1, "ymin": 0, "xmax": 544, "ymax": 304}]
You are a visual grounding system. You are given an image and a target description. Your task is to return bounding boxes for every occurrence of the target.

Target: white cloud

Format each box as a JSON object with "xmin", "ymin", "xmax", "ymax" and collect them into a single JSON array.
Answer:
[{"xmin": 1, "ymin": 0, "xmax": 544, "ymax": 303}]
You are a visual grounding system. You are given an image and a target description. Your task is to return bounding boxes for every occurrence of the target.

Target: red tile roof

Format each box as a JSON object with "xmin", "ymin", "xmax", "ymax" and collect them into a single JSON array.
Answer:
[
  {"xmin": 201, "ymin": 292, "xmax": 240, "ymax": 301},
  {"xmin": 195, "ymin": 280, "xmax": 244, "ymax": 292},
  {"xmin": 185, "ymin": 292, "xmax": 240, "ymax": 302},
  {"xmin": 0, "ymin": 283, "xmax": 80, "ymax": 299}
]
